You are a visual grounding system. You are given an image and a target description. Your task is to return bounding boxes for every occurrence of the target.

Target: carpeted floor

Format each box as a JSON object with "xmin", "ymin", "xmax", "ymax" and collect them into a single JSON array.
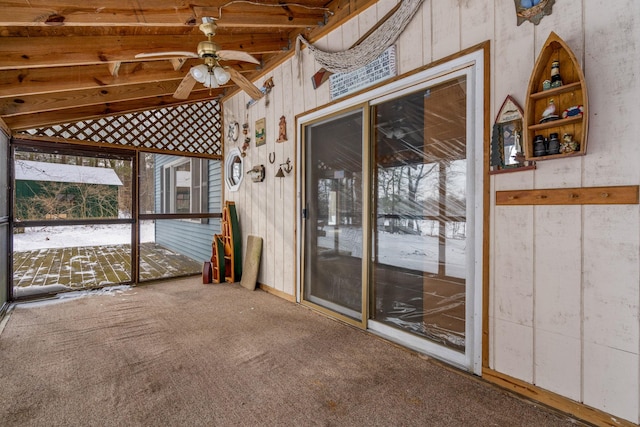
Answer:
[{"xmin": 0, "ymin": 277, "xmax": 586, "ymax": 426}]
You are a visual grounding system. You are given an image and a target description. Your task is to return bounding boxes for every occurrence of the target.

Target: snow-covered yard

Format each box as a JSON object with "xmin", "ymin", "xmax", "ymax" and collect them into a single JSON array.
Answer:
[
  {"xmin": 12, "ymin": 222, "xmax": 200, "ymax": 297},
  {"xmin": 13, "ymin": 222, "xmax": 155, "ymax": 251}
]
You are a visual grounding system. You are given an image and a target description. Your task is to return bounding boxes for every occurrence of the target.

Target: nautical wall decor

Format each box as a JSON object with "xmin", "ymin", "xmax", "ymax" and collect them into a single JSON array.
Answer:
[
  {"xmin": 247, "ymin": 165, "xmax": 265, "ymax": 183},
  {"xmin": 490, "ymin": 95, "xmax": 535, "ymax": 174},
  {"xmin": 514, "ymin": 0, "xmax": 555, "ymax": 26},
  {"xmin": 276, "ymin": 116, "xmax": 287, "ymax": 143},
  {"xmin": 227, "ymin": 120, "xmax": 239, "ymax": 142},
  {"xmin": 523, "ymin": 32, "xmax": 588, "ymax": 160},
  {"xmin": 296, "ymin": 0, "xmax": 424, "ymax": 74},
  {"xmin": 241, "ymin": 119, "xmax": 250, "ymax": 156},
  {"xmin": 255, "ymin": 117, "xmax": 266, "ymax": 147},
  {"xmin": 246, "ymin": 78, "xmax": 275, "ymax": 109}
]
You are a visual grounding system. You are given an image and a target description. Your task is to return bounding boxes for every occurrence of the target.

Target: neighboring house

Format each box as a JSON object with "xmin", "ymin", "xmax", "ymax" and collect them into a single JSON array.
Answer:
[
  {"xmin": 154, "ymin": 154, "xmax": 222, "ymax": 263},
  {"xmin": 14, "ymin": 160, "xmax": 123, "ymax": 220}
]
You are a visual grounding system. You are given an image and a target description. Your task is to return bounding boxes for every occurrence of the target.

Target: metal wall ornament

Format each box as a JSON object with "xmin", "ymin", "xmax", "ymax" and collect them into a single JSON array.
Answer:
[
  {"xmin": 241, "ymin": 120, "xmax": 250, "ymax": 156},
  {"xmin": 275, "ymin": 158, "xmax": 293, "ymax": 178},
  {"xmin": 227, "ymin": 120, "xmax": 239, "ymax": 142},
  {"xmin": 514, "ymin": 0, "xmax": 555, "ymax": 26},
  {"xmin": 247, "ymin": 164, "xmax": 265, "ymax": 182},
  {"xmin": 490, "ymin": 95, "xmax": 535, "ymax": 174}
]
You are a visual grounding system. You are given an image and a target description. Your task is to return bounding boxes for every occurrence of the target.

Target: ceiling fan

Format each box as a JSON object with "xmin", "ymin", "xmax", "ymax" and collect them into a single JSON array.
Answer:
[{"xmin": 135, "ymin": 17, "xmax": 265, "ymax": 100}]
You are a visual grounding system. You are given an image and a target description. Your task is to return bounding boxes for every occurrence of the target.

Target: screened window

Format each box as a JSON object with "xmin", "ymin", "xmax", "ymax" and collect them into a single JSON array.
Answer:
[{"xmin": 160, "ymin": 157, "xmax": 208, "ymax": 215}]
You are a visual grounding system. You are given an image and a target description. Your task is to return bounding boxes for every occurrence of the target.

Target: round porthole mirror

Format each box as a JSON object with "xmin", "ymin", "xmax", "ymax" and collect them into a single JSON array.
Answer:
[{"xmin": 225, "ymin": 147, "xmax": 244, "ymax": 192}]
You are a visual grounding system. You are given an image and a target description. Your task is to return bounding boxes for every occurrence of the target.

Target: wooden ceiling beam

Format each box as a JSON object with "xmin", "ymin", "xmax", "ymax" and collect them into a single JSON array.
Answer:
[
  {"xmin": 1, "ymin": 81, "xmax": 181, "ymax": 116},
  {"xmin": 0, "ymin": 60, "xmax": 201, "ymax": 97},
  {"xmin": 0, "ymin": 77, "xmax": 239, "ymax": 116},
  {"xmin": 0, "ymin": 34, "xmax": 284, "ymax": 70},
  {"xmin": 0, "ymin": 2, "xmax": 326, "ymax": 27},
  {"xmin": 193, "ymin": 7, "xmax": 326, "ymax": 28},
  {"xmin": 0, "ymin": 25, "xmax": 200, "ymax": 37},
  {"xmin": 0, "ymin": 2, "xmax": 195, "ymax": 26},
  {"xmin": 4, "ymin": 90, "xmax": 223, "ymax": 132},
  {"xmin": 0, "ymin": 59, "xmax": 258, "ymax": 98}
]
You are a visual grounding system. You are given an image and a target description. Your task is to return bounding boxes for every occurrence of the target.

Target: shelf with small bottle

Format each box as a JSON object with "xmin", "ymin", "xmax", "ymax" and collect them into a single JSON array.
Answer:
[{"xmin": 524, "ymin": 32, "xmax": 588, "ymax": 161}]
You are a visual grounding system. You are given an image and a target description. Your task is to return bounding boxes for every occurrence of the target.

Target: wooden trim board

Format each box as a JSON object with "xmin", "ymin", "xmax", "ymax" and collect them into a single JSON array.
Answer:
[
  {"xmin": 496, "ymin": 185, "xmax": 639, "ymax": 205},
  {"xmin": 482, "ymin": 368, "xmax": 637, "ymax": 427},
  {"xmin": 258, "ymin": 282, "xmax": 296, "ymax": 302}
]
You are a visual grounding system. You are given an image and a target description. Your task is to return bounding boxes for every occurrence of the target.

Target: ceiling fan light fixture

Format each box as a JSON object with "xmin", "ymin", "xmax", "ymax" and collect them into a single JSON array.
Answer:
[
  {"xmin": 203, "ymin": 72, "xmax": 219, "ymax": 89},
  {"xmin": 213, "ymin": 66, "xmax": 231, "ymax": 85},
  {"xmin": 190, "ymin": 64, "xmax": 209, "ymax": 83}
]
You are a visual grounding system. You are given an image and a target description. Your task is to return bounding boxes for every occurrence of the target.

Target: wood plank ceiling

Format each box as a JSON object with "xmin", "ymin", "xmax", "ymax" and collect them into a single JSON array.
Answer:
[{"xmin": 0, "ymin": 0, "xmax": 374, "ymax": 132}]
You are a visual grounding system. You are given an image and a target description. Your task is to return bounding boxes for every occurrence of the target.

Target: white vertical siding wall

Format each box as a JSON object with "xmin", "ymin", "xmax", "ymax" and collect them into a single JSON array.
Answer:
[{"xmin": 223, "ymin": 0, "xmax": 640, "ymax": 423}]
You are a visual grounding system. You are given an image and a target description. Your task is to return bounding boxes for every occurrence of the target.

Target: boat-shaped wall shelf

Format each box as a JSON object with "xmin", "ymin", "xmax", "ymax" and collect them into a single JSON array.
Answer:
[{"xmin": 524, "ymin": 32, "xmax": 588, "ymax": 161}]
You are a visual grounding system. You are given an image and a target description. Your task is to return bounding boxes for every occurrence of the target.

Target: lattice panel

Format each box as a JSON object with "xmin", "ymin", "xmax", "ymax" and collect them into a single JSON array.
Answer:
[{"xmin": 18, "ymin": 101, "xmax": 222, "ymax": 156}]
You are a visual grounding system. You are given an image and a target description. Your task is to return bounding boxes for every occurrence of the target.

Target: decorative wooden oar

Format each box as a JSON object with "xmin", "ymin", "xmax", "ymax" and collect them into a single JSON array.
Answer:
[{"xmin": 311, "ymin": 3, "xmax": 403, "ymax": 89}]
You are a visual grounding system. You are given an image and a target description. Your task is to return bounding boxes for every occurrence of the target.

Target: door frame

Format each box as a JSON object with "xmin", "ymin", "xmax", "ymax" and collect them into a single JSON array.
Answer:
[
  {"xmin": 296, "ymin": 46, "xmax": 487, "ymax": 374},
  {"xmin": 0, "ymin": 130, "xmax": 9, "ymax": 310},
  {"xmin": 297, "ymin": 104, "xmax": 371, "ymax": 329}
]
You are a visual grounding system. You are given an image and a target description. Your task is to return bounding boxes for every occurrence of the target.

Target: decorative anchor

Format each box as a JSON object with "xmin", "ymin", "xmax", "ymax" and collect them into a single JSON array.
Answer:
[{"xmin": 275, "ymin": 158, "xmax": 293, "ymax": 177}]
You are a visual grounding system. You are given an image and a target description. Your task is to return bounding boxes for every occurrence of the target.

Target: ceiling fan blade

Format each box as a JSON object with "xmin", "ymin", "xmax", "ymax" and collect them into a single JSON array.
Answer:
[
  {"xmin": 135, "ymin": 51, "xmax": 199, "ymax": 59},
  {"xmin": 217, "ymin": 50, "xmax": 260, "ymax": 65},
  {"xmin": 227, "ymin": 68, "xmax": 264, "ymax": 100},
  {"xmin": 173, "ymin": 73, "xmax": 198, "ymax": 100}
]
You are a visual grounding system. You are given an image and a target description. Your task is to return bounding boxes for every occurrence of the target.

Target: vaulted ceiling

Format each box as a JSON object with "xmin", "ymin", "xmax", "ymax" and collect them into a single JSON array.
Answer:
[{"xmin": 0, "ymin": 0, "xmax": 375, "ymax": 133}]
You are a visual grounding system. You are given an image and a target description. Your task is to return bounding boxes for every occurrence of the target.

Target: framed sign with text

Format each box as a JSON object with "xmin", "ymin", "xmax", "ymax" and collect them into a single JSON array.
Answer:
[{"xmin": 329, "ymin": 46, "xmax": 396, "ymax": 100}]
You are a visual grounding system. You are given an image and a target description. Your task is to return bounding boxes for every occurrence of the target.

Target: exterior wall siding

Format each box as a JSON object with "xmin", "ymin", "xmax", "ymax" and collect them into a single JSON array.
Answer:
[
  {"xmin": 223, "ymin": 0, "xmax": 640, "ymax": 424},
  {"xmin": 155, "ymin": 154, "xmax": 222, "ymax": 263}
]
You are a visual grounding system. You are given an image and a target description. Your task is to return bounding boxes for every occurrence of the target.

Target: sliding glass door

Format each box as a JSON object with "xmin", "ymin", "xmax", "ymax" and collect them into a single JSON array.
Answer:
[
  {"xmin": 299, "ymin": 50, "xmax": 484, "ymax": 372},
  {"xmin": 369, "ymin": 76, "xmax": 469, "ymax": 356},
  {"xmin": 302, "ymin": 108, "xmax": 367, "ymax": 324}
]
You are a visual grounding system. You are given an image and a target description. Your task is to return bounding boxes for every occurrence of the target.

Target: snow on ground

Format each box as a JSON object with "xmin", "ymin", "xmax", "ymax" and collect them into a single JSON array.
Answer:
[
  {"xmin": 14, "ymin": 285, "xmax": 134, "ymax": 308},
  {"xmin": 13, "ymin": 222, "xmax": 155, "ymax": 251}
]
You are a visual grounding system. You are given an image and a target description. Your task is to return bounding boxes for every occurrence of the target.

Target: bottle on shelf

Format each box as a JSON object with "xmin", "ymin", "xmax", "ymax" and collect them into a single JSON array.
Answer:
[{"xmin": 550, "ymin": 60, "xmax": 563, "ymax": 88}]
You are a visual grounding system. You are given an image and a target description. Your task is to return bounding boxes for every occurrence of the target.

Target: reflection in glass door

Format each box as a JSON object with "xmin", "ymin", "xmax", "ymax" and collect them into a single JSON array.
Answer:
[
  {"xmin": 302, "ymin": 109, "xmax": 365, "ymax": 322},
  {"xmin": 370, "ymin": 76, "xmax": 470, "ymax": 355}
]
